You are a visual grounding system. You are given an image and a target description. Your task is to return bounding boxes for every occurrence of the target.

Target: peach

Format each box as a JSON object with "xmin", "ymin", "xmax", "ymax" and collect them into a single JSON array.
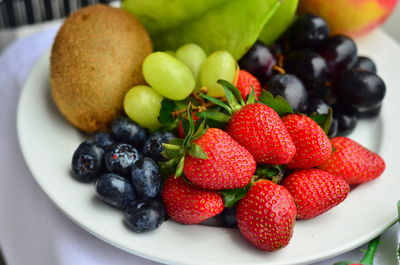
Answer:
[{"xmin": 298, "ymin": 0, "xmax": 398, "ymax": 37}]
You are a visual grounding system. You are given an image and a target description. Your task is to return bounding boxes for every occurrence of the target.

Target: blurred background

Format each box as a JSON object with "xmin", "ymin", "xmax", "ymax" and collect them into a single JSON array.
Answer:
[{"xmin": 0, "ymin": 0, "xmax": 399, "ymax": 53}]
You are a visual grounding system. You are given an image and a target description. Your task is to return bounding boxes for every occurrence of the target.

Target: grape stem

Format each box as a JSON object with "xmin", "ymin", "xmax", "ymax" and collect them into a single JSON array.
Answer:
[
  {"xmin": 172, "ymin": 95, "xmax": 226, "ymax": 117},
  {"xmin": 273, "ymin": 65, "xmax": 286, "ymax": 75}
]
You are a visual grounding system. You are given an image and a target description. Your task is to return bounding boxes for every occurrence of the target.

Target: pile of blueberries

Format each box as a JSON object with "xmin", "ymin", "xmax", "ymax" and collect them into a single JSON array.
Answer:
[
  {"xmin": 71, "ymin": 117, "xmax": 175, "ymax": 232},
  {"xmin": 239, "ymin": 14, "xmax": 386, "ymax": 136}
]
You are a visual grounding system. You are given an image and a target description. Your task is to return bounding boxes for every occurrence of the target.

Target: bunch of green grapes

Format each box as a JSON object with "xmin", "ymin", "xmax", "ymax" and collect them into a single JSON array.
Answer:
[{"xmin": 124, "ymin": 43, "xmax": 238, "ymax": 129}]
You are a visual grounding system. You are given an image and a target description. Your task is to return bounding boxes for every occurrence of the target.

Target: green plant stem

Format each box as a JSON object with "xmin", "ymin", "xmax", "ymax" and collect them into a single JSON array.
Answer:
[
  {"xmin": 359, "ymin": 236, "xmax": 380, "ymax": 265},
  {"xmin": 163, "ymin": 144, "xmax": 181, "ymax": 150}
]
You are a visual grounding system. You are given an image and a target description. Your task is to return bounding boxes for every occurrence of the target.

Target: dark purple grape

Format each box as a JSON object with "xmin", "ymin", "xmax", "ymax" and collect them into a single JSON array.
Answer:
[
  {"xmin": 328, "ymin": 117, "xmax": 338, "ymax": 138},
  {"xmin": 284, "ymin": 51, "xmax": 329, "ymax": 90},
  {"xmin": 306, "ymin": 97, "xmax": 329, "ymax": 115},
  {"xmin": 266, "ymin": 74, "xmax": 308, "ymax": 112},
  {"xmin": 358, "ymin": 104, "xmax": 382, "ymax": 118},
  {"xmin": 335, "ymin": 70, "xmax": 385, "ymax": 113},
  {"xmin": 318, "ymin": 35, "xmax": 357, "ymax": 76},
  {"xmin": 287, "ymin": 14, "xmax": 330, "ymax": 51},
  {"xmin": 351, "ymin": 56, "xmax": 377, "ymax": 73},
  {"xmin": 238, "ymin": 41, "xmax": 276, "ymax": 84},
  {"xmin": 218, "ymin": 207, "xmax": 237, "ymax": 228},
  {"xmin": 332, "ymin": 104, "xmax": 358, "ymax": 136}
]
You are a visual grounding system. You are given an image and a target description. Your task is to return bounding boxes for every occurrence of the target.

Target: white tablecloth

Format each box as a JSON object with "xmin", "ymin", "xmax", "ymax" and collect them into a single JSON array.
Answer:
[{"xmin": 0, "ymin": 26, "xmax": 399, "ymax": 265}]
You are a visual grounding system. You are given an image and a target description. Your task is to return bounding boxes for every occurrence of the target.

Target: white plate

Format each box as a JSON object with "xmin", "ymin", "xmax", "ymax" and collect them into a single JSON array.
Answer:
[{"xmin": 17, "ymin": 30, "xmax": 400, "ymax": 265}]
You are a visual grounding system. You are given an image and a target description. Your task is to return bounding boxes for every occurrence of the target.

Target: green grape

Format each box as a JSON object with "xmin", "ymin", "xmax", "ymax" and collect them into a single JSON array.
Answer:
[
  {"xmin": 176, "ymin": 43, "xmax": 207, "ymax": 87},
  {"xmin": 200, "ymin": 51, "xmax": 237, "ymax": 97},
  {"xmin": 124, "ymin": 85, "xmax": 163, "ymax": 129},
  {"xmin": 142, "ymin": 52, "xmax": 195, "ymax": 100}
]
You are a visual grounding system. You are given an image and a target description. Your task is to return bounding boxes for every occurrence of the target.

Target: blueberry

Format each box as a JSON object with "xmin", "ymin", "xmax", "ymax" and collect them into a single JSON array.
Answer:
[
  {"xmin": 238, "ymin": 41, "xmax": 276, "ymax": 84},
  {"xmin": 111, "ymin": 117, "xmax": 147, "ymax": 150},
  {"xmin": 335, "ymin": 70, "xmax": 385, "ymax": 113},
  {"xmin": 105, "ymin": 143, "xmax": 141, "ymax": 176},
  {"xmin": 332, "ymin": 104, "xmax": 358, "ymax": 136},
  {"xmin": 218, "ymin": 207, "xmax": 237, "ymax": 228},
  {"xmin": 71, "ymin": 142, "xmax": 104, "ymax": 182},
  {"xmin": 352, "ymin": 56, "xmax": 377, "ymax": 73},
  {"xmin": 318, "ymin": 35, "xmax": 357, "ymax": 76},
  {"xmin": 143, "ymin": 132, "xmax": 176, "ymax": 162},
  {"xmin": 131, "ymin": 158, "xmax": 162, "ymax": 199},
  {"xmin": 284, "ymin": 51, "xmax": 330, "ymax": 90},
  {"xmin": 287, "ymin": 14, "xmax": 330, "ymax": 51},
  {"xmin": 88, "ymin": 132, "xmax": 115, "ymax": 150},
  {"xmin": 95, "ymin": 173, "xmax": 136, "ymax": 209},
  {"xmin": 124, "ymin": 198, "xmax": 165, "ymax": 233},
  {"xmin": 266, "ymin": 74, "xmax": 308, "ymax": 112}
]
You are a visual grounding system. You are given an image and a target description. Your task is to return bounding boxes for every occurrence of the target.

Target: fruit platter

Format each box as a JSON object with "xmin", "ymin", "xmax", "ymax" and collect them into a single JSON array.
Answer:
[{"xmin": 17, "ymin": 0, "xmax": 400, "ymax": 264}]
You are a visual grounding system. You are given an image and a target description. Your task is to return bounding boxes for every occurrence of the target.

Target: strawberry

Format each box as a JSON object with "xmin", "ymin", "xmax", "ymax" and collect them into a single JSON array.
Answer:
[
  {"xmin": 162, "ymin": 176, "xmax": 224, "ymax": 225},
  {"xmin": 235, "ymin": 70, "xmax": 262, "ymax": 101},
  {"xmin": 282, "ymin": 169, "xmax": 350, "ymax": 219},
  {"xmin": 318, "ymin": 137, "xmax": 385, "ymax": 185},
  {"xmin": 236, "ymin": 180, "xmax": 296, "ymax": 251},
  {"xmin": 227, "ymin": 103, "xmax": 296, "ymax": 164},
  {"xmin": 282, "ymin": 114, "xmax": 332, "ymax": 169},
  {"xmin": 183, "ymin": 128, "xmax": 256, "ymax": 190}
]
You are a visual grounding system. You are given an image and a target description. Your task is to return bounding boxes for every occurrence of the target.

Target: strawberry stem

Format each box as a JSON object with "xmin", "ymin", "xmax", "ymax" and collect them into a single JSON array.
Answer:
[
  {"xmin": 163, "ymin": 144, "xmax": 181, "ymax": 150},
  {"xmin": 359, "ymin": 236, "xmax": 380, "ymax": 265}
]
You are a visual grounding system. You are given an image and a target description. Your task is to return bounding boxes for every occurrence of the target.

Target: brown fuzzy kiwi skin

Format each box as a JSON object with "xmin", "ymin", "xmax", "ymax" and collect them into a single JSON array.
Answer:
[{"xmin": 51, "ymin": 4, "xmax": 152, "ymax": 133}]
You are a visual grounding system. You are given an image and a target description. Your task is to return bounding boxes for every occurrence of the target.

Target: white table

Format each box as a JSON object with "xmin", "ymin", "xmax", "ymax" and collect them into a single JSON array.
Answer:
[{"xmin": 0, "ymin": 11, "xmax": 399, "ymax": 265}]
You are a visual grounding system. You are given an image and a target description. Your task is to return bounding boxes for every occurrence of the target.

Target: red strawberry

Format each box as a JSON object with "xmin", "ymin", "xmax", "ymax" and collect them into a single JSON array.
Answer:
[
  {"xmin": 236, "ymin": 180, "xmax": 296, "ymax": 251},
  {"xmin": 227, "ymin": 103, "xmax": 296, "ymax": 164},
  {"xmin": 282, "ymin": 169, "xmax": 350, "ymax": 219},
  {"xmin": 162, "ymin": 176, "xmax": 224, "ymax": 225},
  {"xmin": 235, "ymin": 70, "xmax": 262, "ymax": 101},
  {"xmin": 318, "ymin": 137, "xmax": 385, "ymax": 185},
  {"xmin": 282, "ymin": 114, "xmax": 332, "ymax": 169},
  {"xmin": 183, "ymin": 128, "xmax": 256, "ymax": 190}
]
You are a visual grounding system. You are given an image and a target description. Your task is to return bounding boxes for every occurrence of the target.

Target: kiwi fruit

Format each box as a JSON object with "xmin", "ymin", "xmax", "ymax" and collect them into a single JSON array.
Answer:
[{"xmin": 51, "ymin": 4, "xmax": 152, "ymax": 133}]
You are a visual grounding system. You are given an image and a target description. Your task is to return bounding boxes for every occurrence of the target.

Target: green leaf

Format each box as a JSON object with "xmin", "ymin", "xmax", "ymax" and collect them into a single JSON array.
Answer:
[
  {"xmin": 196, "ymin": 110, "xmax": 231, "ymax": 123},
  {"xmin": 175, "ymin": 156, "xmax": 185, "ymax": 177},
  {"xmin": 191, "ymin": 119, "xmax": 207, "ymax": 140},
  {"xmin": 123, "ymin": 0, "xmax": 281, "ymax": 59},
  {"xmin": 221, "ymin": 185, "xmax": 251, "ymax": 207},
  {"xmin": 246, "ymin": 86, "xmax": 256, "ymax": 104},
  {"xmin": 158, "ymin": 99, "xmax": 177, "ymax": 124},
  {"xmin": 218, "ymin": 79, "xmax": 245, "ymax": 106},
  {"xmin": 159, "ymin": 157, "xmax": 180, "ymax": 177},
  {"xmin": 199, "ymin": 93, "xmax": 232, "ymax": 114},
  {"xmin": 256, "ymin": 165, "xmax": 285, "ymax": 184},
  {"xmin": 309, "ymin": 108, "xmax": 333, "ymax": 135},
  {"xmin": 259, "ymin": 90, "xmax": 294, "ymax": 116},
  {"xmin": 189, "ymin": 143, "xmax": 208, "ymax": 159},
  {"xmin": 258, "ymin": 0, "xmax": 298, "ymax": 45}
]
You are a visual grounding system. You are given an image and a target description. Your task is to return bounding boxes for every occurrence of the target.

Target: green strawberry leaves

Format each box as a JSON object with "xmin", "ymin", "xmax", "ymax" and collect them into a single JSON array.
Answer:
[
  {"xmin": 160, "ymin": 105, "xmax": 209, "ymax": 178},
  {"xmin": 255, "ymin": 165, "xmax": 285, "ymax": 184},
  {"xmin": 309, "ymin": 107, "xmax": 333, "ymax": 136},
  {"xmin": 221, "ymin": 184, "xmax": 251, "ymax": 208},
  {"xmin": 259, "ymin": 90, "xmax": 294, "ymax": 116}
]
